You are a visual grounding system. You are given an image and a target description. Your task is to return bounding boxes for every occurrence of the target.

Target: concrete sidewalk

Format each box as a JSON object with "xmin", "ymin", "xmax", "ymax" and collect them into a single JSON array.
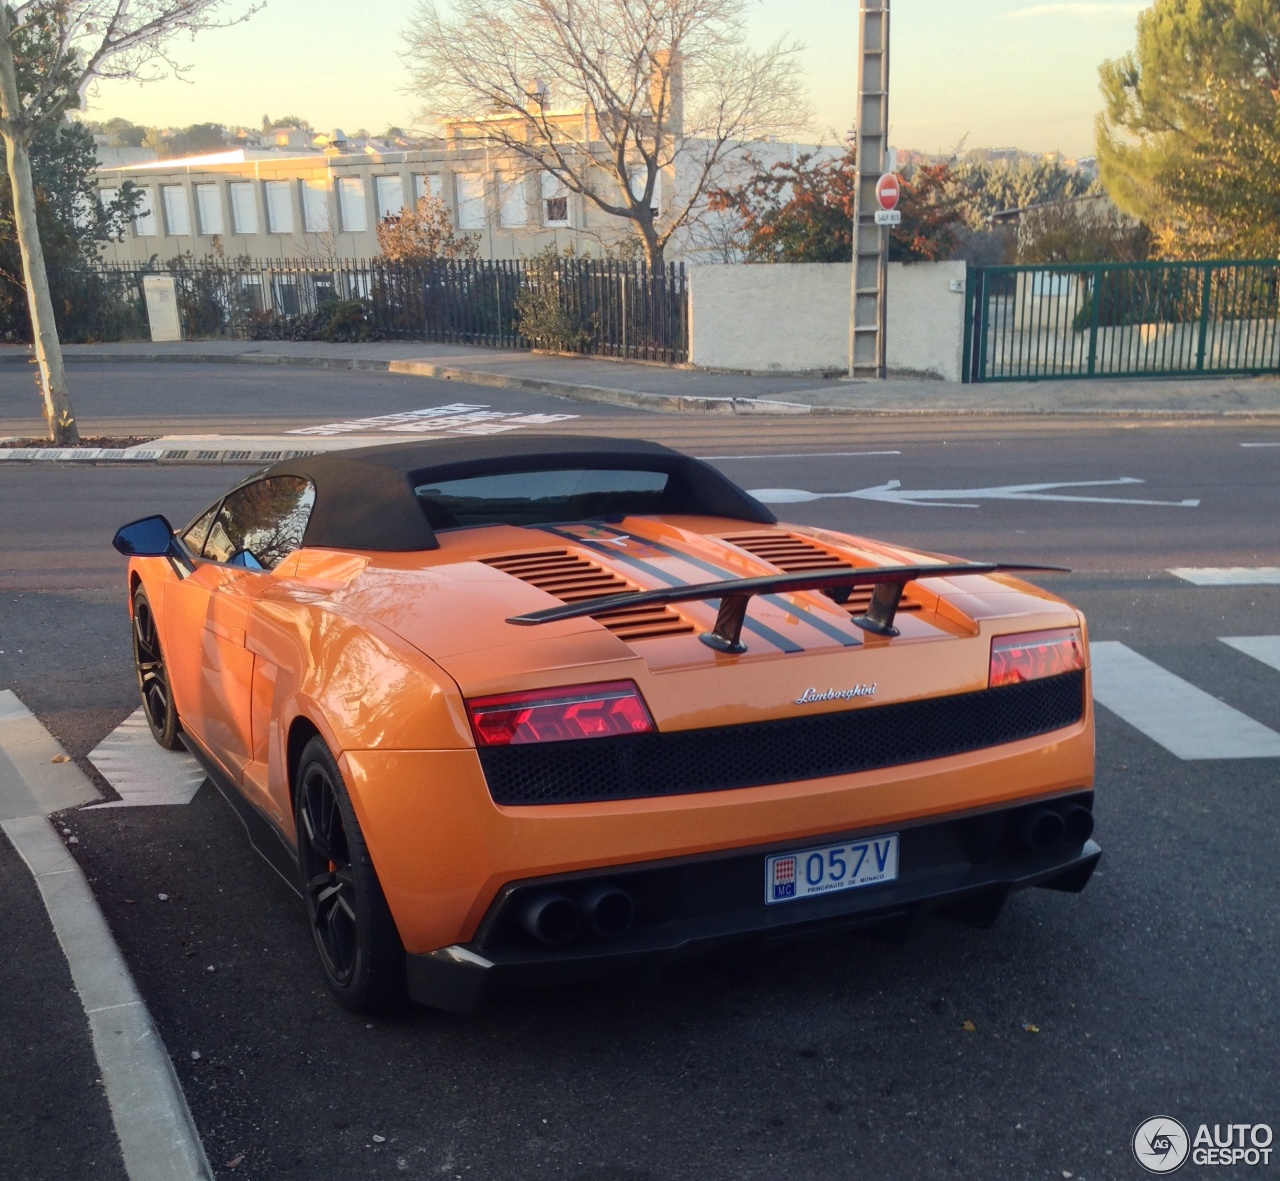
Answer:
[{"xmin": 2, "ymin": 338, "xmax": 1279, "ymax": 417}]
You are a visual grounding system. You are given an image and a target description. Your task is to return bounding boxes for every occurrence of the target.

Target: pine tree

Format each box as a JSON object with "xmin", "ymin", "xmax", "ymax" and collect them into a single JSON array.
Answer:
[{"xmin": 1096, "ymin": 0, "xmax": 1280, "ymax": 259}]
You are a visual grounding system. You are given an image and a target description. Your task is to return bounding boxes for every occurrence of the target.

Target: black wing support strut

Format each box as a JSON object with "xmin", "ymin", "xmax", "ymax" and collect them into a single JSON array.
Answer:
[{"xmin": 506, "ymin": 563, "xmax": 1069, "ymax": 654}]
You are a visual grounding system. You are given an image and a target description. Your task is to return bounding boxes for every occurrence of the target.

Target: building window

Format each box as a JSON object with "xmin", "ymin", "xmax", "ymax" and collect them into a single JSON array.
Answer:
[
  {"xmin": 98, "ymin": 187, "xmax": 119, "ymax": 217},
  {"xmin": 272, "ymin": 275, "xmax": 301, "ymax": 316},
  {"xmin": 542, "ymin": 172, "xmax": 570, "ymax": 226},
  {"xmin": 229, "ymin": 182, "xmax": 258, "ymax": 234},
  {"xmin": 455, "ymin": 173, "xmax": 485, "ymax": 229},
  {"xmin": 337, "ymin": 177, "xmax": 368, "ymax": 232},
  {"xmin": 161, "ymin": 185, "xmax": 191, "ymax": 236},
  {"xmin": 375, "ymin": 175, "xmax": 405, "ymax": 221},
  {"xmin": 498, "ymin": 172, "xmax": 526, "ymax": 227},
  {"xmin": 238, "ymin": 274, "xmax": 265, "ymax": 313},
  {"xmin": 133, "ymin": 187, "xmax": 156, "ymax": 237},
  {"xmin": 301, "ymin": 180, "xmax": 331, "ymax": 233},
  {"xmin": 195, "ymin": 184, "xmax": 224, "ymax": 235},
  {"xmin": 413, "ymin": 173, "xmax": 443, "ymax": 204},
  {"xmin": 264, "ymin": 181, "xmax": 294, "ymax": 234},
  {"xmin": 312, "ymin": 274, "xmax": 337, "ymax": 305}
]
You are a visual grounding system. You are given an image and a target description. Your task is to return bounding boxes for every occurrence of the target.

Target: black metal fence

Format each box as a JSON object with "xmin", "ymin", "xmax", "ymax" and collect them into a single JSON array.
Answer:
[
  {"xmin": 964, "ymin": 259, "xmax": 1280, "ymax": 381},
  {"xmin": 77, "ymin": 256, "xmax": 689, "ymax": 363}
]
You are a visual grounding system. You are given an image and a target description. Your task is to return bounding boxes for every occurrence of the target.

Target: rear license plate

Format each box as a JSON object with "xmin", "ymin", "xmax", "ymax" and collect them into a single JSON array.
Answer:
[{"xmin": 765, "ymin": 834, "xmax": 899, "ymax": 904}]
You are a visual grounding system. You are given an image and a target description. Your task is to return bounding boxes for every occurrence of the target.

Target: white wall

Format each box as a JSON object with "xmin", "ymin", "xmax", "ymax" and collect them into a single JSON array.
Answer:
[{"xmin": 688, "ymin": 260, "xmax": 967, "ymax": 381}]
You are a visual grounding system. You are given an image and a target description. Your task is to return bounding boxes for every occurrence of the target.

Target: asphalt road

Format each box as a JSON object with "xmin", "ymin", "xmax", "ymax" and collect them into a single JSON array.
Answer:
[
  {"xmin": 1, "ymin": 404, "xmax": 1278, "ymax": 1180},
  {"xmin": 0, "ymin": 361, "xmax": 645, "ymax": 439}
]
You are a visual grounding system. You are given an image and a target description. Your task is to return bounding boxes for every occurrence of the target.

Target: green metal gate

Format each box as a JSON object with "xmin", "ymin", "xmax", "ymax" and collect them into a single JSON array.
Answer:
[{"xmin": 963, "ymin": 260, "xmax": 1280, "ymax": 382}]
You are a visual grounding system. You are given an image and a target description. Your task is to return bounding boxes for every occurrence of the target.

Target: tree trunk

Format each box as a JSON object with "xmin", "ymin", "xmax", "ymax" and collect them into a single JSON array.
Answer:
[
  {"xmin": 637, "ymin": 214, "xmax": 665, "ymax": 270},
  {"xmin": 0, "ymin": 18, "xmax": 79, "ymax": 444}
]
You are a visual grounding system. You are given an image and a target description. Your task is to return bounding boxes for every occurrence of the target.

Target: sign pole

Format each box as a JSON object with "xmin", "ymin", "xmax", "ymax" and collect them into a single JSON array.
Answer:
[{"xmin": 848, "ymin": 0, "xmax": 891, "ymax": 380}]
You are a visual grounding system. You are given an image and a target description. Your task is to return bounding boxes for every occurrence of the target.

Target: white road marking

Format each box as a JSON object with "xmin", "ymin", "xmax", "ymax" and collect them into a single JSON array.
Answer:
[
  {"xmin": 0, "ymin": 689, "xmax": 100, "ymax": 818},
  {"xmin": 1239, "ymin": 442, "xmax": 1280, "ymax": 447},
  {"xmin": 1090, "ymin": 641, "xmax": 1280, "ymax": 759},
  {"xmin": 0, "ymin": 695, "xmax": 213, "ymax": 1181},
  {"xmin": 89, "ymin": 709, "xmax": 205, "ymax": 807},
  {"xmin": 1168, "ymin": 567, "xmax": 1280, "ymax": 586},
  {"xmin": 701, "ymin": 451, "xmax": 902, "ymax": 459},
  {"xmin": 749, "ymin": 477, "xmax": 1200, "ymax": 509},
  {"xmin": 289, "ymin": 402, "xmax": 578, "ymax": 437},
  {"xmin": 1220, "ymin": 635, "xmax": 1280, "ymax": 674}
]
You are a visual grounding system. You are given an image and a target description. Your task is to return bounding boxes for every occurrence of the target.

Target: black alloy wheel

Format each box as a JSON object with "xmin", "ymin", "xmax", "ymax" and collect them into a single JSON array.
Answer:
[
  {"xmin": 131, "ymin": 585, "xmax": 182, "ymax": 750},
  {"xmin": 294, "ymin": 736, "xmax": 406, "ymax": 1012}
]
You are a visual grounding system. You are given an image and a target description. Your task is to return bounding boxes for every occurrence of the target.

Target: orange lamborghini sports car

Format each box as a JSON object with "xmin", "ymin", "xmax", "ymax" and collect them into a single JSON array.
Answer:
[{"xmin": 113, "ymin": 436, "xmax": 1099, "ymax": 1013}]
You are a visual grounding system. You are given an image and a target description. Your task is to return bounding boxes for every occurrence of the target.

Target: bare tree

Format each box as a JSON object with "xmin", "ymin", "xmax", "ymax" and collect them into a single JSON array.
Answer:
[
  {"xmin": 404, "ymin": 0, "xmax": 809, "ymax": 270},
  {"xmin": 0, "ymin": 0, "xmax": 258, "ymax": 444}
]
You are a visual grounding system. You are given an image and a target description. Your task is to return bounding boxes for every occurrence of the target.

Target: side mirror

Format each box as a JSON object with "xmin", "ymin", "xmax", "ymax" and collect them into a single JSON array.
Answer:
[{"xmin": 112, "ymin": 515, "xmax": 177, "ymax": 557}]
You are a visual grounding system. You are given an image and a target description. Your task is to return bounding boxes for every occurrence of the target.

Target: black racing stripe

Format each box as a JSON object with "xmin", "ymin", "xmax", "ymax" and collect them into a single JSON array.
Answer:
[
  {"xmin": 538, "ymin": 526, "xmax": 804, "ymax": 654},
  {"xmin": 587, "ymin": 524, "xmax": 862, "ymax": 650}
]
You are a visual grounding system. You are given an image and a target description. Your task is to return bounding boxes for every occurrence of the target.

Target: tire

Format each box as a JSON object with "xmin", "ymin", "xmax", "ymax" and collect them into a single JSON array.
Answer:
[
  {"xmin": 294, "ymin": 736, "xmax": 406, "ymax": 1012},
  {"xmin": 131, "ymin": 585, "xmax": 182, "ymax": 750}
]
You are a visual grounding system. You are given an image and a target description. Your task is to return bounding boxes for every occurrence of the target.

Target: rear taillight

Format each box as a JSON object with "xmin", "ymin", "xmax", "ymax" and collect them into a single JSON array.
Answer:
[
  {"xmin": 467, "ymin": 681, "xmax": 655, "ymax": 746},
  {"xmin": 989, "ymin": 627, "xmax": 1085, "ymax": 687}
]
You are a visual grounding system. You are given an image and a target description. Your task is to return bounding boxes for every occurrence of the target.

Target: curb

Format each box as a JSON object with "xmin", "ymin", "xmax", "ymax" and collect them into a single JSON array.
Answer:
[
  {"xmin": 0, "ymin": 443, "xmax": 324, "ymax": 465},
  {"xmin": 384, "ymin": 359, "xmax": 815, "ymax": 414}
]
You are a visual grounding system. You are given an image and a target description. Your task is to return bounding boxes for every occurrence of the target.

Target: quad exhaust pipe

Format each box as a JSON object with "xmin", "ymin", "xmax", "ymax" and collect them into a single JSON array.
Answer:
[
  {"xmin": 1061, "ymin": 804, "xmax": 1095, "ymax": 846},
  {"xmin": 522, "ymin": 891, "xmax": 580, "ymax": 946},
  {"xmin": 581, "ymin": 885, "xmax": 635, "ymax": 938},
  {"xmin": 521, "ymin": 884, "xmax": 636, "ymax": 946},
  {"xmin": 1015, "ymin": 803, "xmax": 1094, "ymax": 855},
  {"xmin": 1017, "ymin": 808, "xmax": 1065, "ymax": 854}
]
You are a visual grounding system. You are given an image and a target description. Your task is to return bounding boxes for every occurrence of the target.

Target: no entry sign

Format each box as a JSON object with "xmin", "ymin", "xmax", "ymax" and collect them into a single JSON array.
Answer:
[{"xmin": 875, "ymin": 173, "xmax": 900, "ymax": 210}]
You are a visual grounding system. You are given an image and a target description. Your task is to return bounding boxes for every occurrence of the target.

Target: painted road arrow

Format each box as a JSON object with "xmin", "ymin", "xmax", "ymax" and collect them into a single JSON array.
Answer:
[
  {"xmin": 749, "ymin": 477, "xmax": 1200, "ymax": 509},
  {"xmin": 89, "ymin": 709, "xmax": 206, "ymax": 807}
]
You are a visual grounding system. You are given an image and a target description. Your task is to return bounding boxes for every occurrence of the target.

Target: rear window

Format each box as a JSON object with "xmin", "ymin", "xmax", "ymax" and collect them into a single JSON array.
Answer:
[{"xmin": 413, "ymin": 468, "xmax": 671, "ymax": 530}]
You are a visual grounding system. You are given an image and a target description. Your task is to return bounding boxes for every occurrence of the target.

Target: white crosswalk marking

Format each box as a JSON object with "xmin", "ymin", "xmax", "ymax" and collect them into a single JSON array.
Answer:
[
  {"xmin": 1090, "ymin": 642, "xmax": 1280, "ymax": 759},
  {"xmin": 1220, "ymin": 635, "xmax": 1280, "ymax": 675},
  {"xmin": 89, "ymin": 708, "xmax": 206, "ymax": 807},
  {"xmin": 1168, "ymin": 567, "xmax": 1280, "ymax": 586}
]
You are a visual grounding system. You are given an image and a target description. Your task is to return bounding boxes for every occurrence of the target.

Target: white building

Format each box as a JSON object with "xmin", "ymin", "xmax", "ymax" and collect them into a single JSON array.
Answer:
[
  {"xmin": 93, "ymin": 128, "xmax": 835, "ymax": 266},
  {"xmin": 94, "ymin": 140, "xmax": 648, "ymax": 265}
]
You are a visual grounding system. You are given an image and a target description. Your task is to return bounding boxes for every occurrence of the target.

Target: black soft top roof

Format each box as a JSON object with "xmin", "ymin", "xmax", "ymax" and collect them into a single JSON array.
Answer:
[{"xmin": 263, "ymin": 435, "xmax": 776, "ymax": 552}]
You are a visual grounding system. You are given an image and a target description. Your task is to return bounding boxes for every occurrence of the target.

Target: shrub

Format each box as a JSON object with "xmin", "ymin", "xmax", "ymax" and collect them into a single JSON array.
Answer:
[
  {"xmin": 514, "ymin": 245, "xmax": 595, "ymax": 352},
  {"xmin": 246, "ymin": 298, "xmax": 383, "ymax": 342}
]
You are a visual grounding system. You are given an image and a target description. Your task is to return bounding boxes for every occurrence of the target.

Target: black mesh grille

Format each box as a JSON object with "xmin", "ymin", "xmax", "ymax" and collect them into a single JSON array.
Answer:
[{"xmin": 478, "ymin": 670, "xmax": 1086, "ymax": 805}]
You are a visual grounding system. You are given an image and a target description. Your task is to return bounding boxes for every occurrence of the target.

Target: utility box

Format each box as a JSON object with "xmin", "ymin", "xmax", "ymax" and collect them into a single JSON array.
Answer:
[{"xmin": 142, "ymin": 275, "xmax": 182, "ymax": 342}]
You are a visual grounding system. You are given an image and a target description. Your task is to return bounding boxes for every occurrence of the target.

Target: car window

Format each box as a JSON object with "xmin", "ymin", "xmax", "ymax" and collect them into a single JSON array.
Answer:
[
  {"xmin": 413, "ymin": 468, "xmax": 671, "ymax": 530},
  {"xmin": 202, "ymin": 476, "xmax": 316, "ymax": 570},
  {"xmin": 182, "ymin": 504, "xmax": 220, "ymax": 554}
]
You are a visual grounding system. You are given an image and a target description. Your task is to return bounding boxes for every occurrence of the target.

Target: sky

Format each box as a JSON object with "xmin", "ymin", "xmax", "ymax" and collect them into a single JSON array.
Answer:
[{"xmin": 82, "ymin": 0, "xmax": 1147, "ymax": 159}]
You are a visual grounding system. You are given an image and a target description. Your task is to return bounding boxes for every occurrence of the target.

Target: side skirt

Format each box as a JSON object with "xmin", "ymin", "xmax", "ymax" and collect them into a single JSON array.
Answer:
[{"xmin": 180, "ymin": 735, "xmax": 302, "ymax": 899}]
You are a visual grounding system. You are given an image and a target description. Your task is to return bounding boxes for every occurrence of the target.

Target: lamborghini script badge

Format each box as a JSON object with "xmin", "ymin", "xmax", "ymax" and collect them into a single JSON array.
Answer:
[{"xmin": 795, "ymin": 685, "xmax": 877, "ymax": 704}]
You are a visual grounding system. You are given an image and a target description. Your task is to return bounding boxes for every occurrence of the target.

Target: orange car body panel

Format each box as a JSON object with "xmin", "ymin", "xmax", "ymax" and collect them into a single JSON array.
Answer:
[{"xmin": 129, "ymin": 512, "xmax": 1094, "ymax": 957}]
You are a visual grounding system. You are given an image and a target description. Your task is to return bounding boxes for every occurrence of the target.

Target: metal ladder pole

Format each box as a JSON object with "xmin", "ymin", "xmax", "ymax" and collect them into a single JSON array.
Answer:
[{"xmin": 848, "ymin": 0, "xmax": 890, "ymax": 379}]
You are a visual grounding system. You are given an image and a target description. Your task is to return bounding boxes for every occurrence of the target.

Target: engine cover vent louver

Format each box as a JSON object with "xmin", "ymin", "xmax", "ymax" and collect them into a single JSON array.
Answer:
[
  {"xmin": 483, "ymin": 550, "xmax": 695, "ymax": 642},
  {"xmin": 720, "ymin": 532, "xmax": 925, "ymax": 617}
]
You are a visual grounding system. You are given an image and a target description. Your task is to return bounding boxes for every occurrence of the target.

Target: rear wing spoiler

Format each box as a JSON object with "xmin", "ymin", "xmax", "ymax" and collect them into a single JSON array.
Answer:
[{"xmin": 507, "ymin": 563, "xmax": 1068, "ymax": 653}]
